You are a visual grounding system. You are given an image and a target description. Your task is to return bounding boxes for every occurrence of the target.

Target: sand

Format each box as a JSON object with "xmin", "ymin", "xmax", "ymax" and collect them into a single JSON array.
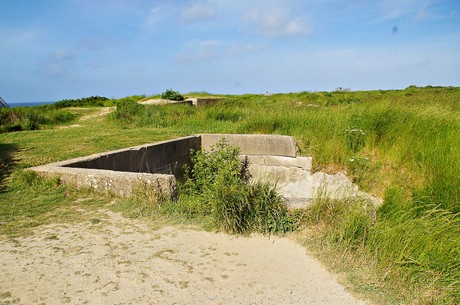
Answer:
[{"xmin": 0, "ymin": 209, "xmax": 366, "ymax": 304}]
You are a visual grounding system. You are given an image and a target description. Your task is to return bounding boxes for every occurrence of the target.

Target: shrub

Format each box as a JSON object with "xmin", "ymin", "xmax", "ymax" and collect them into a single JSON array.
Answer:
[
  {"xmin": 47, "ymin": 96, "xmax": 109, "ymax": 109},
  {"xmin": 182, "ymin": 139, "xmax": 297, "ymax": 234},
  {"xmin": 160, "ymin": 89, "xmax": 184, "ymax": 101},
  {"xmin": 0, "ymin": 107, "xmax": 76, "ymax": 133},
  {"xmin": 111, "ymin": 99, "xmax": 144, "ymax": 122}
]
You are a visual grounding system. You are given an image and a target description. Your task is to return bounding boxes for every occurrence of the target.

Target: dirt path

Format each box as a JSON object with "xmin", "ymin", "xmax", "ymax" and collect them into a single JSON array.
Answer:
[
  {"xmin": 58, "ymin": 107, "xmax": 115, "ymax": 129},
  {"xmin": 78, "ymin": 107, "xmax": 114, "ymax": 121},
  {"xmin": 0, "ymin": 209, "xmax": 367, "ymax": 304}
]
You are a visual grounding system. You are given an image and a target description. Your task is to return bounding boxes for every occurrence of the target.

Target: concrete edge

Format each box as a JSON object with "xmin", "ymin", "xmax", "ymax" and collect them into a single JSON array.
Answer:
[
  {"xmin": 31, "ymin": 165, "xmax": 177, "ymax": 198},
  {"xmin": 199, "ymin": 134, "xmax": 298, "ymax": 157},
  {"xmin": 29, "ymin": 133, "xmax": 299, "ymax": 199},
  {"xmin": 45, "ymin": 135, "xmax": 201, "ymax": 167}
]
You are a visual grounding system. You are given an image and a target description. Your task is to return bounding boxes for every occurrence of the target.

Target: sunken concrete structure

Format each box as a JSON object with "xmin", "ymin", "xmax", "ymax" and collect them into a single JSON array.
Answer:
[
  {"xmin": 140, "ymin": 97, "xmax": 225, "ymax": 107},
  {"xmin": 31, "ymin": 134, "xmax": 380, "ymax": 208}
]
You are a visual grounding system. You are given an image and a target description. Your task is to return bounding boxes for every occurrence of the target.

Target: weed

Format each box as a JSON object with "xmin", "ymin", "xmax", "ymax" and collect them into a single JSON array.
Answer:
[{"xmin": 182, "ymin": 139, "xmax": 297, "ymax": 234}]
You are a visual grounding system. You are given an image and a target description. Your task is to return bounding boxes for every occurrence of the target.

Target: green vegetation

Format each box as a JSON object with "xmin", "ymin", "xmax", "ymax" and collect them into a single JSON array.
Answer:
[
  {"xmin": 181, "ymin": 139, "xmax": 297, "ymax": 234},
  {"xmin": 47, "ymin": 95, "xmax": 109, "ymax": 109},
  {"xmin": 0, "ymin": 107, "xmax": 77, "ymax": 133},
  {"xmin": 160, "ymin": 89, "xmax": 185, "ymax": 101},
  {"xmin": 0, "ymin": 86, "xmax": 459, "ymax": 304}
]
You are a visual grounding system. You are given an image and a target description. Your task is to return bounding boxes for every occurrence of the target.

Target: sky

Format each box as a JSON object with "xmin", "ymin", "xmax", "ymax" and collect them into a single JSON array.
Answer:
[{"xmin": 1, "ymin": 0, "xmax": 459, "ymax": 102}]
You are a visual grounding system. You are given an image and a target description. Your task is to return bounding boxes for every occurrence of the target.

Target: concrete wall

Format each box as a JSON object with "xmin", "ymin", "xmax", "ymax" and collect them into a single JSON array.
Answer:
[
  {"xmin": 61, "ymin": 136, "xmax": 201, "ymax": 177},
  {"xmin": 200, "ymin": 134, "xmax": 297, "ymax": 157},
  {"xmin": 31, "ymin": 166, "xmax": 177, "ymax": 198},
  {"xmin": 31, "ymin": 136, "xmax": 201, "ymax": 199},
  {"xmin": 189, "ymin": 98, "xmax": 225, "ymax": 106},
  {"xmin": 30, "ymin": 134, "xmax": 298, "ymax": 200}
]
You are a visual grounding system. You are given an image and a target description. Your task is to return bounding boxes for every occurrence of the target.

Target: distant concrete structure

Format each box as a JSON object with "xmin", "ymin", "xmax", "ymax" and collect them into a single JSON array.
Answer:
[
  {"xmin": 334, "ymin": 87, "xmax": 351, "ymax": 92},
  {"xmin": 31, "ymin": 134, "xmax": 380, "ymax": 209},
  {"xmin": 140, "ymin": 97, "xmax": 225, "ymax": 107},
  {"xmin": 0, "ymin": 97, "xmax": 9, "ymax": 108}
]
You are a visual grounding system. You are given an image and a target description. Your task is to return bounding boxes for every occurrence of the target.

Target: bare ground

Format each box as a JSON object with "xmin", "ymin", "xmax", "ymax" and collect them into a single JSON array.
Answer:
[{"xmin": 0, "ymin": 209, "xmax": 367, "ymax": 305}]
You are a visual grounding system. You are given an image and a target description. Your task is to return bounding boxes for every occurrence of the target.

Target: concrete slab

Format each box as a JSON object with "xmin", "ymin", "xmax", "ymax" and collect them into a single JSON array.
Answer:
[
  {"xmin": 244, "ymin": 155, "xmax": 312, "ymax": 171},
  {"xmin": 31, "ymin": 166, "xmax": 177, "ymax": 198},
  {"xmin": 201, "ymin": 134, "xmax": 298, "ymax": 157}
]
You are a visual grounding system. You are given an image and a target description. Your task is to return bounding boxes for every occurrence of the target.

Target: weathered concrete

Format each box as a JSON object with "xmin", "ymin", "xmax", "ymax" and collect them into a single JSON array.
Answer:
[
  {"xmin": 30, "ymin": 133, "xmax": 381, "ymax": 208},
  {"xmin": 186, "ymin": 97, "xmax": 225, "ymax": 106},
  {"xmin": 60, "ymin": 136, "xmax": 201, "ymax": 177},
  {"xmin": 140, "ymin": 99, "xmax": 191, "ymax": 106},
  {"xmin": 31, "ymin": 166, "xmax": 177, "ymax": 198},
  {"xmin": 31, "ymin": 136, "xmax": 201, "ymax": 198},
  {"xmin": 139, "ymin": 97, "xmax": 225, "ymax": 107},
  {"xmin": 247, "ymin": 156, "xmax": 381, "ymax": 208},
  {"xmin": 201, "ymin": 134, "xmax": 298, "ymax": 157}
]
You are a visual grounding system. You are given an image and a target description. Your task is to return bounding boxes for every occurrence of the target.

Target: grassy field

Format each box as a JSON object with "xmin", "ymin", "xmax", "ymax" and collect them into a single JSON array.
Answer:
[{"xmin": 0, "ymin": 87, "xmax": 459, "ymax": 304}]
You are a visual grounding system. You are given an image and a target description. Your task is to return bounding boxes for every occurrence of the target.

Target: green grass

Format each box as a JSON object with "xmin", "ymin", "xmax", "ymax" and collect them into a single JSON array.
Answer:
[
  {"xmin": 0, "ymin": 107, "xmax": 77, "ymax": 133},
  {"xmin": 0, "ymin": 86, "xmax": 459, "ymax": 304}
]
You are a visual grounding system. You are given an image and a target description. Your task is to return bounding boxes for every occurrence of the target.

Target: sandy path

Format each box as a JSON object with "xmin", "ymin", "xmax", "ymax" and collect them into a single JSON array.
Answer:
[{"xmin": 0, "ymin": 210, "xmax": 366, "ymax": 305}]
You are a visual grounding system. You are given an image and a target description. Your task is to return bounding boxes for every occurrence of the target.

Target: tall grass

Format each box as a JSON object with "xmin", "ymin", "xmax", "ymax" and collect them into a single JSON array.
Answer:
[{"xmin": 0, "ymin": 107, "xmax": 77, "ymax": 133}]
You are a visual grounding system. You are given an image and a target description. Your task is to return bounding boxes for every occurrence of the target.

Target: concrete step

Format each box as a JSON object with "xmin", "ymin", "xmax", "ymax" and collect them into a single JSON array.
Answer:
[
  {"xmin": 243, "ymin": 155, "xmax": 312, "ymax": 171},
  {"xmin": 246, "ymin": 159, "xmax": 378, "ymax": 209}
]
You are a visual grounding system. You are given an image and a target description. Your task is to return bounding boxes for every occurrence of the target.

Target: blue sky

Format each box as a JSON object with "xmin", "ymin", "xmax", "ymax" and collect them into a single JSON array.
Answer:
[{"xmin": 1, "ymin": 0, "xmax": 459, "ymax": 102}]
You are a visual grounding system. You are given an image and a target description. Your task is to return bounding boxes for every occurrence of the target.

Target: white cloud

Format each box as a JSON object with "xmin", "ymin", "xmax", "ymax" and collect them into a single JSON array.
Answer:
[
  {"xmin": 176, "ymin": 40, "xmax": 225, "ymax": 62},
  {"xmin": 181, "ymin": 1, "xmax": 216, "ymax": 23},
  {"xmin": 376, "ymin": 0, "xmax": 437, "ymax": 21},
  {"xmin": 144, "ymin": 5, "xmax": 173, "ymax": 27},
  {"xmin": 51, "ymin": 50, "xmax": 76, "ymax": 61},
  {"xmin": 244, "ymin": 6, "xmax": 312, "ymax": 37},
  {"xmin": 176, "ymin": 40, "xmax": 265, "ymax": 63}
]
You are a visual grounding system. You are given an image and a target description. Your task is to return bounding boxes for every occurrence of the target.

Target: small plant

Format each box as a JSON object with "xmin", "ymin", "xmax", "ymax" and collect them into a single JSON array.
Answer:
[
  {"xmin": 182, "ymin": 139, "xmax": 297, "ymax": 234},
  {"xmin": 348, "ymin": 156, "xmax": 370, "ymax": 183},
  {"xmin": 160, "ymin": 89, "xmax": 184, "ymax": 101},
  {"xmin": 345, "ymin": 128, "xmax": 366, "ymax": 153}
]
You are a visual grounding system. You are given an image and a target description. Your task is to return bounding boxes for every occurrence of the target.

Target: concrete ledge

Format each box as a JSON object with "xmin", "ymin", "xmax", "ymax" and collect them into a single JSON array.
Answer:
[
  {"xmin": 244, "ymin": 155, "xmax": 311, "ymax": 171},
  {"xmin": 31, "ymin": 166, "xmax": 177, "ymax": 198},
  {"xmin": 186, "ymin": 97, "xmax": 225, "ymax": 106},
  {"xmin": 57, "ymin": 136, "xmax": 201, "ymax": 177},
  {"xmin": 140, "ymin": 97, "xmax": 225, "ymax": 107},
  {"xmin": 200, "ymin": 134, "xmax": 298, "ymax": 157},
  {"xmin": 30, "ymin": 136, "xmax": 201, "ymax": 198}
]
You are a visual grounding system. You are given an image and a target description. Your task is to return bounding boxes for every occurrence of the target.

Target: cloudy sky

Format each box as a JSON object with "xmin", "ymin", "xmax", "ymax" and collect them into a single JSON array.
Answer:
[{"xmin": 1, "ymin": 0, "xmax": 459, "ymax": 102}]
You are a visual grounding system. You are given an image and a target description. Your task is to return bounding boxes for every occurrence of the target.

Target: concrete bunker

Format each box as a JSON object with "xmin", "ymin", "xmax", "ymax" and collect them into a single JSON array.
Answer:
[{"xmin": 31, "ymin": 134, "xmax": 378, "ymax": 208}]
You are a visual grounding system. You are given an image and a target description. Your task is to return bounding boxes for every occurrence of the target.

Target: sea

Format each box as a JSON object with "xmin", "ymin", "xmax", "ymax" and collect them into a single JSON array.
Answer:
[{"xmin": 7, "ymin": 101, "xmax": 56, "ymax": 108}]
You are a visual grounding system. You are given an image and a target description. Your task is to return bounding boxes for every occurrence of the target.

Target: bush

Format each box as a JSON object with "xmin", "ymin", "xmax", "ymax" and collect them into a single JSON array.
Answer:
[
  {"xmin": 0, "ymin": 107, "xmax": 77, "ymax": 133},
  {"xmin": 49, "ymin": 96, "xmax": 109, "ymax": 109},
  {"xmin": 111, "ymin": 99, "xmax": 144, "ymax": 123},
  {"xmin": 182, "ymin": 139, "xmax": 298, "ymax": 234},
  {"xmin": 160, "ymin": 89, "xmax": 184, "ymax": 101}
]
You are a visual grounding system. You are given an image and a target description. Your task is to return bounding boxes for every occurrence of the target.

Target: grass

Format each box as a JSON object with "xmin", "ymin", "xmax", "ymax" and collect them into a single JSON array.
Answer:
[{"xmin": 0, "ymin": 86, "xmax": 459, "ymax": 304}]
